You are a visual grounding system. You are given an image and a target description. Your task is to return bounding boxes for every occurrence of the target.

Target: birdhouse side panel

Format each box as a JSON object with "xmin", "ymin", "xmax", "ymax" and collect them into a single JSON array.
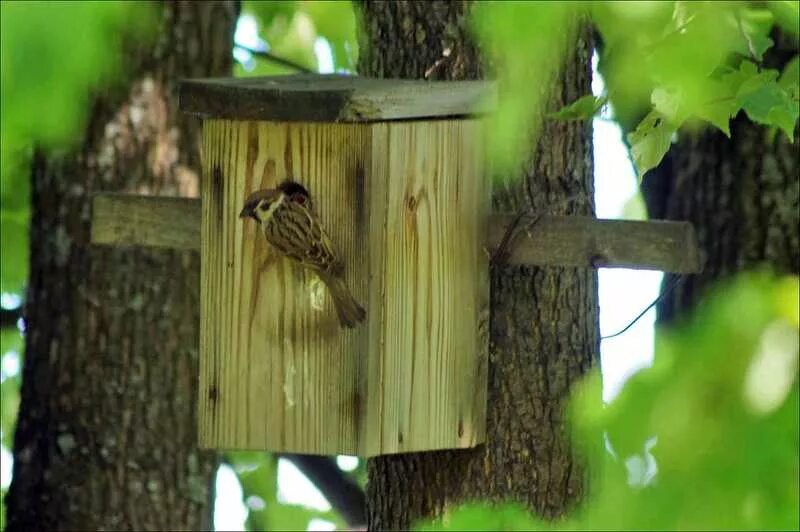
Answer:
[{"xmin": 363, "ymin": 120, "xmax": 489, "ymax": 456}]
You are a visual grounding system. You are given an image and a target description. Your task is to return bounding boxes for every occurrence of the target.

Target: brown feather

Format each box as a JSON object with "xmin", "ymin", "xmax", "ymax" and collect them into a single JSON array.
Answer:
[{"xmin": 243, "ymin": 183, "xmax": 365, "ymax": 328}]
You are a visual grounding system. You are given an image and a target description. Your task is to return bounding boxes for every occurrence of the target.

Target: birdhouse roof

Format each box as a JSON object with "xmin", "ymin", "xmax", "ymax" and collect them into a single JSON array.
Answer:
[{"xmin": 180, "ymin": 74, "xmax": 495, "ymax": 122}]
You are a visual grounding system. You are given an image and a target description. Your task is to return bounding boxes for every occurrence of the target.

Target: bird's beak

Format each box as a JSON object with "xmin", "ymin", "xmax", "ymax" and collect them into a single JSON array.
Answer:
[{"xmin": 239, "ymin": 205, "xmax": 254, "ymax": 220}]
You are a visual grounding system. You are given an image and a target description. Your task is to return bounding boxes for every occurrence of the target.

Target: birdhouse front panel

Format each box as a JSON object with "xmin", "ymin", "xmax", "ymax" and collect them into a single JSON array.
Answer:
[
  {"xmin": 200, "ymin": 120, "xmax": 370, "ymax": 455},
  {"xmin": 186, "ymin": 75, "xmax": 492, "ymax": 457}
]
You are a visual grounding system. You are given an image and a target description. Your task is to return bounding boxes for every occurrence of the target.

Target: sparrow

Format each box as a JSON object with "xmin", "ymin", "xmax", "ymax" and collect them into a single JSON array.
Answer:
[{"xmin": 239, "ymin": 180, "xmax": 366, "ymax": 328}]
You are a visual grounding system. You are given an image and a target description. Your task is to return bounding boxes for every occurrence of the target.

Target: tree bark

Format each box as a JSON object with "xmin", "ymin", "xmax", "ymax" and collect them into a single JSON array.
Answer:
[
  {"xmin": 642, "ymin": 32, "xmax": 799, "ymax": 322},
  {"xmin": 5, "ymin": 2, "xmax": 237, "ymax": 530},
  {"xmin": 358, "ymin": 2, "xmax": 598, "ymax": 529}
]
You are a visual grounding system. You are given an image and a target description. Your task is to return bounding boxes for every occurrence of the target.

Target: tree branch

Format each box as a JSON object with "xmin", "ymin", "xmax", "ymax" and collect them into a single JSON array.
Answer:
[
  {"xmin": 235, "ymin": 45, "xmax": 315, "ymax": 74},
  {"xmin": 280, "ymin": 454, "xmax": 366, "ymax": 528}
]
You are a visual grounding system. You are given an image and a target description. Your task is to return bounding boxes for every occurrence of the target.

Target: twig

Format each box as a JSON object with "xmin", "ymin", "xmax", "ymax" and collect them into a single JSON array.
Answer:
[
  {"xmin": 491, "ymin": 193, "xmax": 589, "ymax": 267},
  {"xmin": 490, "ymin": 210, "xmax": 527, "ymax": 266},
  {"xmin": 235, "ymin": 45, "xmax": 315, "ymax": 74},
  {"xmin": 601, "ymin": 274, "xmax": 683, "ymax": 340}
]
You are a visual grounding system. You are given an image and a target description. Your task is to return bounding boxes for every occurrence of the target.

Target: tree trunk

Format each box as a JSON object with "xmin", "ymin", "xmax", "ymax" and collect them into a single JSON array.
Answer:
[
  {"xmin": 643, "ymin": 32, "xmax": 799, "ymax": 322},
  {"xmin": 358, "ymin": 2, "xmax": 598, "ymax": 529},
  {"xmin": 5, "ymin": 2, "xmax": 237, "ymax": 530}
]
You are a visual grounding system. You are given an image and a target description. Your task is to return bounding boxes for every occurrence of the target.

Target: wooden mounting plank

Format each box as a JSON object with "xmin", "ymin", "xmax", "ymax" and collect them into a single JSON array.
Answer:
[
  {"xmin": 489, "ymin": 214, "xmax": 701, "ymax": 273},
  {"xmin": 91, "ymin": 193, "xmax": 701, "ymax": 273},
  {"xmin": 91, "ymin": 193, "xmax": 201, "ymax": 251},
  {"xmin": 180, "ymin": 74, "xmax": 496, "ymax": 122}
]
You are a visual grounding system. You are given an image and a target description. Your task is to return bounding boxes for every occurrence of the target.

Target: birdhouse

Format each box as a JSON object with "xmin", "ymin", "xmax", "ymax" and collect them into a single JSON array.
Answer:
[{"xmin": 180, "ymin": 74, "xmax": 494, "ymax": 456}]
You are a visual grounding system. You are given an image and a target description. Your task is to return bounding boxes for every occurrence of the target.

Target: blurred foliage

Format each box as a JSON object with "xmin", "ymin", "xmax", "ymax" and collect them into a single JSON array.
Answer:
[
  {"xmin": 0, "ymin": 1, "xmax": 154, "ymax": 296},
  {"xmin": 548, "ymin": 94, "xmax": 608, "ymax": 121},
  {"xmin": 472, "ymin": 1, "xmax": 577, "ymax": 178},
  {"xmin": 226, "ymin": 452, "xmax": 349, "ymax": 531},
  {"xmin": 1, "ymin": 3, "xmax": 153, "ymax": 527},
  {"xmin": 0, "ymin": 326, "xmax": 23, "ymax": 531},
  {"xmin": 0, "ymin": 328, "xmax": 23, "ymax": 449},
  {"xmin": 234, "ymin": 0, "xmax": 358, "ymax": 77},
  {"xmin": 474, "ymin": 1, "xmax": 800, "ymax": 177},
  {"xmin": 418, "ymin": 272, "xmax": 799, "ymax": 531}
]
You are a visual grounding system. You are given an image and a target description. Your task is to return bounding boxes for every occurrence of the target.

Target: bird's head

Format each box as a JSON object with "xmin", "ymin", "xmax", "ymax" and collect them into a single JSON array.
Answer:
[
  {"xmin": 239, "ymin": 188, "xmax": 281, "ymax": 223},
  {"xmin": 239, "ymin": 180, "xmax": 312, "ymax": 222}
]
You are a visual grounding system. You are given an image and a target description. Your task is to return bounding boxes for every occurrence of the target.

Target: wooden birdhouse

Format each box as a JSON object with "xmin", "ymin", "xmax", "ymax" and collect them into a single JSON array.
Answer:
[
  {"xmin": 180, "ymin": 74, "xmax": 495, "ymax": 456},
  {"xmin": 92, "ymin": 76, "xmax": 699, "ymax": 457}
]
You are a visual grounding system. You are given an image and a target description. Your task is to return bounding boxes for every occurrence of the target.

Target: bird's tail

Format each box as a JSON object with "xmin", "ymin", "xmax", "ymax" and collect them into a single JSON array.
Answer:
[{"xmin": 320, "ymin": 274, "xmax": 366, "ymax": 328}]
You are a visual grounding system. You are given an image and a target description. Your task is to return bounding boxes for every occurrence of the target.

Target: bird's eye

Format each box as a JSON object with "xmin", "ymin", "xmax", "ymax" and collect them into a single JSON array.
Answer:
[{"xmin": 259, "ymin": 202, "xmax": 270, "ymax": 211}]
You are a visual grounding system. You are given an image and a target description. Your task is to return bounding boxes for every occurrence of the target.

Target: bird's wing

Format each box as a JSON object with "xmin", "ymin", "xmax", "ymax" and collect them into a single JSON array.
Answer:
[
  {"xmin": 299, "ymin": 204, "xmax": 341, "ymax": 273},
  {"xmin": 264, "ymin": 201, "xmax": 341, "ymax": 274}
]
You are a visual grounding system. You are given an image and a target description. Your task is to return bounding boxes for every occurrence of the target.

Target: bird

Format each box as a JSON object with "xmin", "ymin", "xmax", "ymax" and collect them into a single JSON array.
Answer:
[{"xmin": 239, "ymin": 179, "xmax": 366, "ymax": 328}]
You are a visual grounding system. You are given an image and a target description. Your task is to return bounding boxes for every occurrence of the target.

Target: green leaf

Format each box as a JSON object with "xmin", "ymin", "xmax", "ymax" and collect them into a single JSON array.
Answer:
[
  {"xmin": 651, "ymin": 87, "xmax": 687, "ymax": 123},
  {"xmin": 226, "ymin": 452, "xmax": 346, "ymax": 531},
  {"xmin": 1, "ymin": 1, "xmax": 154, "ymax": 167},
  {"xmin": 570, "ymin": 273, "xmax": 800, "ymax": 530},
  {"xmin": 766, "ymin": 104, "xmax": 799, "ymax": 140},
  {"xmin": 416, "ymin": 502, "xmax": 541, "ymax": 531},
  {"xmin": 731, "ymin": 8, "xmax": 775, "ymax": 61},
  {"xmin": 246, "ymin": 0, "xmax": 296, "ymax": 28},
  {"xmin": 234, "ymin": 56, "xmax": 302, "ymax": 78},
  {"xmin": 471, "ymin": 1, "xmax": 577, "ymax": 176},
  {"xmin": 695, "ymin": 62, "xmax": 755, "ymax": 136},
  {"xmin": 264, "ymin": 250, "xmax": 797, "ymax": 532},
  {"xmin": 737, "ymin": 67, "xmax": 799, "ymax": 140},
  {"xmin": 0, "ymin": 209, "xmax": 28, "ymax": 295},
  {"xmin": 549, "ymin": 94, "xmax": 607, "ymax": 121},
  {"xmin": 627, "ymin": 110, "xmax": 679, "ymax": 179},
  {"xmin": 621, "ymin": 192, "xmax": 648, "ymax": 221},
  {"xmin": 227, "ymin": 452, "xmax": 278, "ymax": 530},
  {"xmin": 695, "ymin": 92, "xmax": 738, "ymax": 136},
  {"xmin": 1, "ymin": 326, "xmax": 23, "ymax": 449},
  {"xmin": 779, "ymin": 55, "xmax": 799, "ymax": 101},
  {"xmin": 1, "ymin": 1, "xmax": 154, "ymax": 298},
  {"xmin": 302, "ymin": 1, "xmax": 358, "ymax": 71}
]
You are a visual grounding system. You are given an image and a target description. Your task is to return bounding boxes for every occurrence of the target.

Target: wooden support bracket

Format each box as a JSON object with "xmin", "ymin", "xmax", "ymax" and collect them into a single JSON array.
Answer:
[{"xmin": 91, "ymin": 193, "xmax": 702, "ymax": 273}]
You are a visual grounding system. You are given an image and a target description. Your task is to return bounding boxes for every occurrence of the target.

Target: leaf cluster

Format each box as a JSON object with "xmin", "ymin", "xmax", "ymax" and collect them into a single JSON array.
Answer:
[
  {"xmin": 596, "ymin": 2, "xmax": 800, "ymax": 177},
  {"xmin": 235, "ymin": 0, "xmax": 358, "ymax": 77},
  {"xmin": 225, "ymin": 452, "xmax": 356, "ymax": 531},
  {"xmin": 416, "ymin": 272, "xmax": 800, "ymax": 530},
  {"xmin": 474, "ymin": 1, "xmax": 800, "ymax": 177},
  {"xmin": 0, "ymin": 1, "xmax": 154, "ymax": 295}
]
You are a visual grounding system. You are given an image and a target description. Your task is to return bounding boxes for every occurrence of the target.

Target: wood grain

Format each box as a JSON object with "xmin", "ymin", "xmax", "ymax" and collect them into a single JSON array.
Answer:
[
  {"xmin": 180, "ymin": 74, "xmax": 496, "ymax": 122},
  {"xmin": 363, "ymin": 120, "xmax": 489, "ymax": 454},
  {"xmin": 193, "ymin": 118, "xmax": 488, "ymax": 456},
  {"xmin": 489, "ymin": 214, "xmax": 702, "ymax": 273},
  {"xmin": 92, "ymin": 195, "xmax": 702, "ymax": 273},
  {"xmin": 91, "ymin": 193, "xmax": 200, "ymax": 250},
  {"xmin": 199, "ymin": 120, "xmax": 370, "ymax": 455}
]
